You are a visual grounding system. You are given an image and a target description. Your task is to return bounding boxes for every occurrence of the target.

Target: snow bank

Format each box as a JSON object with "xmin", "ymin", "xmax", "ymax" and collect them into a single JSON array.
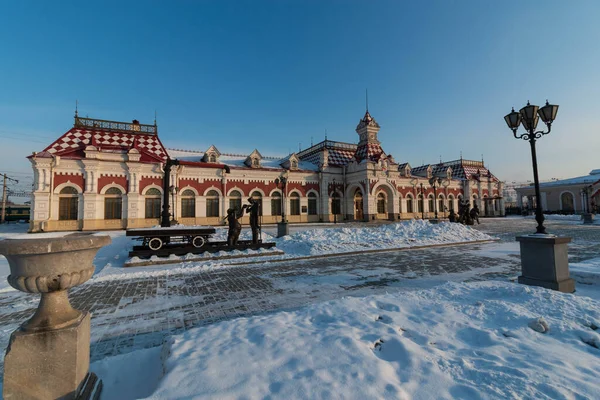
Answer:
[
  {"xmin": 110, "ymin": 280, "xmax": 599, "ymax": 399},
  {"xmin": 273, "ymin": 220, "xmax": 493, "ymax": 256}
]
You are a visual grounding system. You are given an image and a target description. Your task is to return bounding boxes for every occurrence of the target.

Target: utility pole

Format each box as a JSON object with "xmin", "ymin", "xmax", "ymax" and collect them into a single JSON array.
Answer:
[
  {"xmin": 1, "ymin": 173, "xmax": 19, "ymax": 224},
  {"xmin": 1, "ymin": 174, "xmax": 7, "ymax": 224}
]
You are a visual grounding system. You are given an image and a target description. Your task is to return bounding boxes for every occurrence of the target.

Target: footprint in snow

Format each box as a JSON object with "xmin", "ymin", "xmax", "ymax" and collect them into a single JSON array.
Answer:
[
  {"xmin": 375, "ymin": 301, "xmax": 400, "ymax": 312},
  {"xmin": 376, "ymin": 314, "xmax": 393, "ymax": 324}
]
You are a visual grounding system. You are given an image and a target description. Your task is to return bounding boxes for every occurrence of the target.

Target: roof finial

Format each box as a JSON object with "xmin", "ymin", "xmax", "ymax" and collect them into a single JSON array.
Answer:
[
  {"xmin": 460, "ymin": 151, "xmax": 463, "ymax": 161},
  {"xmin": 75, "ymin": 99, "xmax": 78, "ymax": 118},
  {"xmin": 311, "ymin": 136, "xmax": 313, "ymax": 147},
  {"xmin": 299, "ymin": 142, "xmax": 301, "ymax": 152},
  {"xmin": 325, "ymin": 128, "xmax": 328, "ymax": 141},
  {"xmin": 154, "ymin": 110, "xmax": 157, "ymax": 126},
  {"xmin": 481, "ymin": 153, "xmax": 484, "ymax": 165},
  {"xmin": 365, "ymin": 88, "xmax": 369, "ymax": 111},
  {"xmin": 439, "ymin": 155, "xmax": 442, "ymax": 164}
]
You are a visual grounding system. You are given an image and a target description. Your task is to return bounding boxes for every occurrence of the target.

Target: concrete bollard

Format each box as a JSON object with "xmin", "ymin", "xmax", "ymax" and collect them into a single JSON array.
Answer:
[{"xmin": 0, "ymin": 235, "xmax": 111, "ymax": 400}]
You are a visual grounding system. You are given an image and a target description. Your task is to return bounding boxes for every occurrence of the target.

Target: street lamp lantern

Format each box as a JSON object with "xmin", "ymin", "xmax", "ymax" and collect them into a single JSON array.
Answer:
[
  {"xmin": 538, "ymin": 100, "xmax": 559, "ymax": 125},
  {"xmin": 519, "ymin": 101, "xmax": 539, "ymax": 131},
  {"xmin": 504, "ymin": 100, "xmax": 559, "ymax": 234},
  {"xmin": 504, "ymin": 108, "xmax": 522, "ymax": 131}
]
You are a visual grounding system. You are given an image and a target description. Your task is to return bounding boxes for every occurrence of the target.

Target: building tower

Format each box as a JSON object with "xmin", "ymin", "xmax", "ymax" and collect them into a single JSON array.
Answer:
[{"xmin": 354, "ymin": 110, "xmax": 384, "ymax": 163}]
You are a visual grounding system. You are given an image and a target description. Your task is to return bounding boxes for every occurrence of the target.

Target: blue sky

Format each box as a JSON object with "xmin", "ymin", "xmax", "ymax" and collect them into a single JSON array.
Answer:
[{"xmin": 1, "ymin": 0, "xmax": 599, "ymax": 193}]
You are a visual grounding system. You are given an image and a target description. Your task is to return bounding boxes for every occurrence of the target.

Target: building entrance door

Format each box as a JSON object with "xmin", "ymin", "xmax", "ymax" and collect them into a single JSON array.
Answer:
[{"xmin": 354, "ymin": 190, "xmax": 363, "ymax": 220}]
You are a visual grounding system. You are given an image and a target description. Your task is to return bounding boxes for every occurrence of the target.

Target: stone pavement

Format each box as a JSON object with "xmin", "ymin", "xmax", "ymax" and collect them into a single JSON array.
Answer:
[{"xmin": 0, "ymin": 218, "xmax": 599, "ymax": 373}]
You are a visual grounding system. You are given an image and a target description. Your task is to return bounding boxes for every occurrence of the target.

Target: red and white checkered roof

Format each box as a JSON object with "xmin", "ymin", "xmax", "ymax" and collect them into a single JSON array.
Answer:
[
  {"xmin": 42, "ymin": 128, "xmax": 168, "ymax": 162},
  {"xmin": 354, "ymin": 143, "xmax": 384, "ymax": 163},
  {"xmin": 328, "ymin": 149, "xmax": 356, "ymax": 165}
]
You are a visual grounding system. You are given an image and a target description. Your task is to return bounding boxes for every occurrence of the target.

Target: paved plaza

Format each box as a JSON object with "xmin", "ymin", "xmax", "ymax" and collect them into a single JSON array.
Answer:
[{"xmin": 1, "ymin": 218, "xmax": 599, "ymax": 374}]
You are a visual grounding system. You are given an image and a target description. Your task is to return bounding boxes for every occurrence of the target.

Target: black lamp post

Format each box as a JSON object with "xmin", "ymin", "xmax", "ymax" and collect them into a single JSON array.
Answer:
[
  {"xmin": 332, "ymin": 178, "xmax": 337, "ymax": 224},
  {"xmin": 581, "ymin": 185, "xmax": 592, "ymax": 214},
  {"xmin": 274, "ymin": 176, "xmax": 287, "ymax": 222},
  {"xmin": 504, "ymin": 100, "xmax": 559, "ymax": 234},
  {"xmin": 169, "ymin": 185, "xmax": 179, "ymax": 223},
  {"xmin": 429, "ymin": 177, "xmax": 450, "ymax": 220},
  {"xmin": 419, "ymin": 182, "xmax": 425, "ymax": 220}
]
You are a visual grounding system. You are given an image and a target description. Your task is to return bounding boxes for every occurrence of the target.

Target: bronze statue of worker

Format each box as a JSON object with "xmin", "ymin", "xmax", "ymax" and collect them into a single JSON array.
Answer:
[
  {"xmin": 242, "ymin": 197, "xmax": 261, "ymax": 244},
  {"xmin": 226, "ymin": 207, "xmax": 244, "ymax": 247}
]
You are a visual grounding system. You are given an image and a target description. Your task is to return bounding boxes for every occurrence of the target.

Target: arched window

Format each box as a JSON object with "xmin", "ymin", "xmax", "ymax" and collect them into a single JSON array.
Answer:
[
  {"xmin": 58, "ymin": 186, "xmax": 78, "ymax": 220},
  {"xmin": 206, "ymin": 190, "xmax": 220, "ymax": 217},
  {"xmin": 209, "ymin": 154, "xmax": 216, "ymax": 163},
  {"xmin": 331, "ymin": 192, "xmax": 341, "ymax": 215},
  {"xmin": 145, "ymin": 188, "xmax": 162, "ymax": 219},
  {"xmin": 251, "ymin": 191, "xmax": 263, "ymax": 216},
  {"xmin": 104, "ymin": 187, "xmax": 123, "ymax": 220},
  {"xmin": 290, "ymin": 192, "xmax": 300, "ymax": 215},
  {"xmin": 438, "ymin": 194, "xmax": 445, "ymax": 213},
  {"xmin": 271, "ymin": 192, "xmax": 282, "ymax": 216},
  {"xmin": 377, "ymin": 192, "xmax": 386, "ymax": 214},
  {"xmin": 291, "ymin": 160, "xmax": 298, "ymax": 169},
  {"xmin": 561, "ymin": 192, "xmax": 574, "ymax": 212},
  {"xmin": 252, "ymin": 158, "xmax": 259, "ymax": 167},
  {"xmin": 308, "ymin": 192, "xmax": 317, "ymax": 215},
  {"xmin": 448, "ymin": 195, "xmax": 455, "ymax": 211},
  {"xmin": 398, "ymin": 194, "xmax": 403, "ymax": 214},
  {"xmin": 418, "ymin": 193, "xmax": 424, "ymax": 213},
  {"xmin": 229, "ymin": 190, "xmax": 242, "ymax": 211},
  {"xmin": 181, "ymin": 189, "xmax": 196, "ymax": 218},
  {"xmin": 428, "ymin": 194, "xmax": 435, "ymax": 212},
  {"xmin": 406, "ymin": 194, "xmax": 414, "ymax": 213}
]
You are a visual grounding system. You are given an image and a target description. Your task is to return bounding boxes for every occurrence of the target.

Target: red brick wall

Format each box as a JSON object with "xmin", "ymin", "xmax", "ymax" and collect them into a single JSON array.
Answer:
[
  {"xmin": 98, "ymin": 175, "xmax": 128, "ymax": 193},
  {"xmin": 54, "ymin": 173, "xmax": 85, "ymax": 191},
  {"xmin": 139, "ymin": 177, "xmax": 163, "ymax": 193}
]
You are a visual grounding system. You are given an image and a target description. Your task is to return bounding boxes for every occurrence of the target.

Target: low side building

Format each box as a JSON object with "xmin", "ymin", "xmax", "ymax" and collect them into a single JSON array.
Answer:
[
  {"xmin": 28, "ymin": 110, "xmax": 504, "ymax": 232},
  {"xmin": 515, "ymin": 170, "xmax": 600, "ymax": 213}
]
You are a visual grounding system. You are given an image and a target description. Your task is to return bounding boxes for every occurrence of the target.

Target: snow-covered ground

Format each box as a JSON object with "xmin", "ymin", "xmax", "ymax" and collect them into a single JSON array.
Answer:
[
  {"xmin": 92, "ymin": 279, "xmax": 600, "ymax": 400},
  {"xmin": 2, "ymin": 218, "xmax": 600, "ymax": 399}
]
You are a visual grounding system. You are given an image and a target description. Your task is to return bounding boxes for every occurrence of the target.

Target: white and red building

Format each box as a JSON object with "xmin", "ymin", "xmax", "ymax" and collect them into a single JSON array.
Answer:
[{"xmin": 28, "ymin": 110, "xmax": 505, "ymax": 232}]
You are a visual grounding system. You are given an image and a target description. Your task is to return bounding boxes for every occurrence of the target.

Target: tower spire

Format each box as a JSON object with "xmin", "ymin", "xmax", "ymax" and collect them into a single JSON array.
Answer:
[{"xmin": 365, "ymin": 88, "xmax": 369, "ymax": 111}]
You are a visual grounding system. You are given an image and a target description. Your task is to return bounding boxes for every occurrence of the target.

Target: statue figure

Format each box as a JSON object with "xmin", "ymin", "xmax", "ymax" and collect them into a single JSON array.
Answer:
[
  {"xmin": 457, "ymin": 199, "xmax": 474, "ymax": 225},
  {"xmin": 226, "ymin": 207, "xmax": 244, "ymax": 247},
  {"xmin": 242, "ymin": 197, "xmax": 261, "ymax": 244},
  {"xmin": 448, "ymin": 209, "xmax": 457, "ymax": 223},
  {"xmin": 470, "ymin": 204, "xmax": 480, "ymax": 225}
]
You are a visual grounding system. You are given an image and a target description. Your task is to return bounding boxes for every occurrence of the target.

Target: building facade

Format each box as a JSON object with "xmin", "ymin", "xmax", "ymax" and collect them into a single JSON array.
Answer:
[
  {"xmin": 515, "ymin": 170, "xmax": 600, "ymax": 213},
  {"xmin": 28, "ymin": 110, "xmax": 505, "ymax": 232}
]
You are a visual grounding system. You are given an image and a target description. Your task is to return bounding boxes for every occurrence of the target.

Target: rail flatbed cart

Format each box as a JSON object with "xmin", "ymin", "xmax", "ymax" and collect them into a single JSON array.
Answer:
[{"xmin": 126, "ymin": 226, "xmax": 276, "ymax": 259}]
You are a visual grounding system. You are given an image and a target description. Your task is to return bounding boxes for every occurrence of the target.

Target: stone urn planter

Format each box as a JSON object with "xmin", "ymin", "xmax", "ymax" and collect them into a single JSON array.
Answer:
[{"xmin": 0, "ymin": 234, "xmax": 111, "ymax": 400}]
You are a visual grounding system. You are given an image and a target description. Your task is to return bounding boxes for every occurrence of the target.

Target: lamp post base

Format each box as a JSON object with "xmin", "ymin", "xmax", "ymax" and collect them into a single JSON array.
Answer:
[
  {"xmin": 276, "ymin": 222, "xmax": 289, "ymax": 238},
  {"xmin": 516, "ymin": 235, "xmax": 575, "ymax": 293}
]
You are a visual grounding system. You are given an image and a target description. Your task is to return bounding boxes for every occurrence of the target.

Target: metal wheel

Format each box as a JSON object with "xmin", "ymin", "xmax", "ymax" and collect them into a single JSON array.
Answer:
[
  {"xmin": 148, "ymin": 237, "xmax": 163, "ymax": 251},
  {"xmin": 192, "ymin": 236, "xmax": 205, "ymax": 248}
]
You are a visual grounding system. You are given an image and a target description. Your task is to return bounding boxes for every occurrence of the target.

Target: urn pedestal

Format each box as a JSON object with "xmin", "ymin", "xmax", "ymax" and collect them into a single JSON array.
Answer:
[
  {"xmin": 0, "ymin": 235, "xmax": 111, "ymax": 400},
  {"xmin": 516, "ymin": 235, "xmax": 575, "ymax": 293}
]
